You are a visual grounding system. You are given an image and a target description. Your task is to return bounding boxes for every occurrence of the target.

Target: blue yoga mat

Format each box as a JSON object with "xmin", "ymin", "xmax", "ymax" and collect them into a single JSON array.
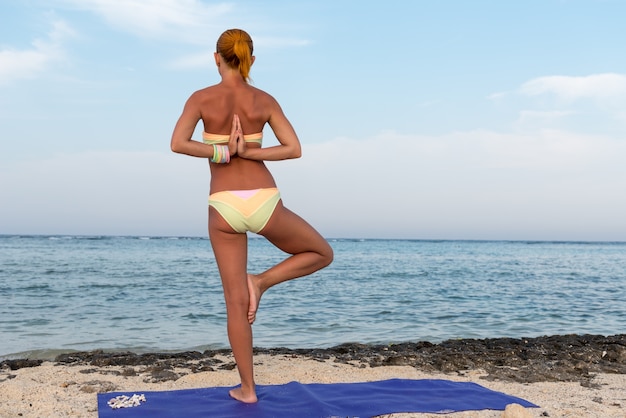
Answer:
[{"xmin": 98, "ymin": 378, "xmax": 538, "ymax": 418}]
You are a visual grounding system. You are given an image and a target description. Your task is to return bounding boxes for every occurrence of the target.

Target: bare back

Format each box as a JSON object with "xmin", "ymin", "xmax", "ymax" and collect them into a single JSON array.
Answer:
[
  {"xmin": 192, "ymin": 82, "xmax": 279, "ymax": 192},
  {"xmin": 197, "ymin": 83, "xmax": 274, "ymax": 135}
]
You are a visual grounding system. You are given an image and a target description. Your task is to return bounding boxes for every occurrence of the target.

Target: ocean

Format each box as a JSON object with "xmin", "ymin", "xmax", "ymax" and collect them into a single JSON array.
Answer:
[{"xmin": 1, "ymin": 235, "xmax": 624, "ymax": 360}]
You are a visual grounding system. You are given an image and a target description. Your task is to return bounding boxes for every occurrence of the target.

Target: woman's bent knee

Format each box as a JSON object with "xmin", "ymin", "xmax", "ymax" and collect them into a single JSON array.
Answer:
[{"xmin": 319, "ymin": 242, "xmax": 334, "ymax": 268}]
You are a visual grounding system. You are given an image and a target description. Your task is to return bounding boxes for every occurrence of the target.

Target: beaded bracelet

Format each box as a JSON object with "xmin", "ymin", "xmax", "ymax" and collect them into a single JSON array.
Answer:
[{"xmin": 211, "ymin": 144, "xmax": 230, "ymax": 163}]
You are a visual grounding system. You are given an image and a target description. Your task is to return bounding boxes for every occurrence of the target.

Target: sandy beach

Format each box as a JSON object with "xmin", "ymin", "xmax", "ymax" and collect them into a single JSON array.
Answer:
[{"xmin": 1, "ymin": 335, "xmax": 625, "ymax": 417}]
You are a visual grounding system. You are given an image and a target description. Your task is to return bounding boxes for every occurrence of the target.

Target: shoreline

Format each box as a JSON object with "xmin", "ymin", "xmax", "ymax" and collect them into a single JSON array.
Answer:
[
  {"xmin": 2, "ymin": 334, "xmax": 625, "ymax": 417},
  {"xmin": 4, "ymin": 334, "xmax": 625, "ymax": 384}
]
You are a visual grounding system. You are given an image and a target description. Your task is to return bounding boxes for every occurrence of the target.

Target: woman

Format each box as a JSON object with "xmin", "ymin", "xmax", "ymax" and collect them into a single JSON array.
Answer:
[{"xmin": 170, "ymin": 29, "xmax": 333, "ymax": 403}]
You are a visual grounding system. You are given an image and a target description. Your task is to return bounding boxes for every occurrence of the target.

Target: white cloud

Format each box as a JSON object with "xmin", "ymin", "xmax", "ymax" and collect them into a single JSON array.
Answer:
[
  {"xmin": 515, "ymin": 110, "xmax": 575, "ymax": 128},
  {"xmin": 493, "ymin": 74, "xmax": 626, "ymax": 132},
  {"xmin": 0, "ymin": 151, "xmax": 209, "ymax": 236},
  {"xmin": 60, "ymin": 0, "xmax": 232, "ymax": 42},
  {"xmin": 519, "ymin": 73, "xmax": 626, "ymax": 100},
  {"xmin": 2, "ymin": 129, "xmax": 624, "ymax": 240},
  {"xmin": 168, "ymin": 37, "xmax": 312, "ymax": 69},
  {"xmin": 269, "ymin": 129, "xmax": 626, "ymax": 239},
  {"xmin": 58, "ymin": 0, "xmax": 312, "ymax": 55},
  {"xmin": 0, "ymin": 20, "xmax": 74, "ymax": 84},
  {"xmin": 487, "ymin": 91, "xmax": 508, "ymax": 100}
]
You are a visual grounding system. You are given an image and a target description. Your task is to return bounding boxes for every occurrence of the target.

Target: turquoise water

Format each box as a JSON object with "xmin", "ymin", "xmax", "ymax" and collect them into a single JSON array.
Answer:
[{"xmin": 1, "ymin": 235, "xmax": 625, "ymax": 359}]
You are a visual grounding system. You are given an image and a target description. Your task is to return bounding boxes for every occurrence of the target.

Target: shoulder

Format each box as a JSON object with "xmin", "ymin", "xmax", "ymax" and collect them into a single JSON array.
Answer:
[
  {"xmin": 189, "ymin": 85, "xmax": 219, "ymax": 100},
  {"xmin": 184, "ymin": 85, "xmax": 222, "ymax": 109},
  {"xmin": 247, "ymin": 85, "xmax": 279, "ymax": 104}
]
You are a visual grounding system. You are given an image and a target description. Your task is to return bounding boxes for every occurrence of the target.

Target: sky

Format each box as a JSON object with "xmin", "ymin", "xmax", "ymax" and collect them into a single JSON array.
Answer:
[{"xmin": 1, "ymin": 0, "xmax": 625, "ymax": 240}]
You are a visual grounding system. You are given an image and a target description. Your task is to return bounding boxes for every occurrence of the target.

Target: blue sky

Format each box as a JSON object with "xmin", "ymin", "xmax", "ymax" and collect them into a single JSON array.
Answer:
[{"xmin": 1, "ymin": 0, "xmax": 625, "ymax": 240}]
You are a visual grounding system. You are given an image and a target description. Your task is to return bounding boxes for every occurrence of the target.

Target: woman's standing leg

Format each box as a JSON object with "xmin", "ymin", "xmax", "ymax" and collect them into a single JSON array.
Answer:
[
  {"xmin": 248, "ymin": 202, "xmax": 333, "ymax": 323},
  {"xmin": 209, "ymin": 207, "xmax": 257, "ymax": 403}
]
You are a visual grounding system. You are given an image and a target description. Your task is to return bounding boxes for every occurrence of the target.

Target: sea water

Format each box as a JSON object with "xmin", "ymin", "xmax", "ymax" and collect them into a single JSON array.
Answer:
[{"xmin": 1, "ymin": 235, "xmax": 624, "ymax": 360}]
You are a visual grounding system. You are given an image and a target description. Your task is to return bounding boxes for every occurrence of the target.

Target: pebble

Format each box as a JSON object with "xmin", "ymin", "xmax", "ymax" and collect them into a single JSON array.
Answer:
[{"xmin": 501, "ymin": 403, "xmax": 533, "ymax": 418}]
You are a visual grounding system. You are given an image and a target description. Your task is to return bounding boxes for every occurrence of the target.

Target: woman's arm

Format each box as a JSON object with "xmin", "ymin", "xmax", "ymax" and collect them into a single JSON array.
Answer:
[
  {"xmin": 238, "ymin": 100, "xmax": 302, "ymax": 161},
  {"xmin": 170, "ymin": 94, "xmax": 211, "ymax": 157},
  {"xmin": 171, "ymin": 94, "xmax": 243, "ymax": 158}
]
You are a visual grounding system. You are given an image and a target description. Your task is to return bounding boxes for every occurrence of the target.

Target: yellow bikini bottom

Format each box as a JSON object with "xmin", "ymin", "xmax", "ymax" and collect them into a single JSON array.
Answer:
[{"xmin": 208, "ymin": 188, "xmax": 281, "ymax": 233}]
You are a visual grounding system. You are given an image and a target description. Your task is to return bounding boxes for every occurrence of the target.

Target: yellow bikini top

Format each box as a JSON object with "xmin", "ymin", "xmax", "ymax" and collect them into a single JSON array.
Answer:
[{"xmin": 202, "ymin": 132, "xmax": 263, "ymax": 145}]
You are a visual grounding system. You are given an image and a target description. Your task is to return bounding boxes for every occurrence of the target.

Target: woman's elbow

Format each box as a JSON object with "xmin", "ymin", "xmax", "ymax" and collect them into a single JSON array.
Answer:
[
  {"xmin": 290, "ymin": 145, "xmax": 302, "ymax": 159},
  {"xmin": 170, "ymin": 139, "xmax": 184, "ymax": 154}
]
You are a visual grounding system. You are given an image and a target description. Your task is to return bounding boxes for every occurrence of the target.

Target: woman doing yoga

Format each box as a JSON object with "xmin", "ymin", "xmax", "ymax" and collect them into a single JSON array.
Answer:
[{"xmin": 170, "ymin": 28, "xmax": 333, "ymax": 403}]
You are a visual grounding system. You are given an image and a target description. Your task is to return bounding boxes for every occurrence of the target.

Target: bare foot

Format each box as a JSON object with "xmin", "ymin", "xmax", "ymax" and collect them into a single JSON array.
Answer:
[
  {"xmin": 229, "ymin": 387, "xmax": 258, "ymax": 403},
  {"xmin": 247, "ymin": 274, "xmax": 262, "ymax": 324}
]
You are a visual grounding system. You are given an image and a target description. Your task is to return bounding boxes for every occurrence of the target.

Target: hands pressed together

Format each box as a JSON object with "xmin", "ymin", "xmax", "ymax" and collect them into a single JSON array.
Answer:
[
  {"xmin": 209, "ymin": 114, "xmax": 252, "ymax": 164},
  {"xmin": 228, "ymin": 114, "xmax": 247, "ymax": 158}
]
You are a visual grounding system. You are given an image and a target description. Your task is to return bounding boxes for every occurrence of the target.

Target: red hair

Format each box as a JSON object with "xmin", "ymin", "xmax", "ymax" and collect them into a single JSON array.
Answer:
[{"xmin": 216, "ymin": 29, "xmax": 254, "ymax": 82}]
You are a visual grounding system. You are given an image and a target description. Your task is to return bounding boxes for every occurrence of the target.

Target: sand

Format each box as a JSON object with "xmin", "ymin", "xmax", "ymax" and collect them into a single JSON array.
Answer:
[{"xmin": 1, "ymin": 352, "xmax": 624, "ymax": 418}]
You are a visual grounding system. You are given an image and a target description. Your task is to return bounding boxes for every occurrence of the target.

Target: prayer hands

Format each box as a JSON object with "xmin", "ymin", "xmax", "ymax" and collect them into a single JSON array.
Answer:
[
  {"xmin": 229, "ymin": 114, "xmax": 249, "ymax": 158},
  {"xmin": 228, "ymin": 114, "xmax": 242, "ymax": 157}
]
